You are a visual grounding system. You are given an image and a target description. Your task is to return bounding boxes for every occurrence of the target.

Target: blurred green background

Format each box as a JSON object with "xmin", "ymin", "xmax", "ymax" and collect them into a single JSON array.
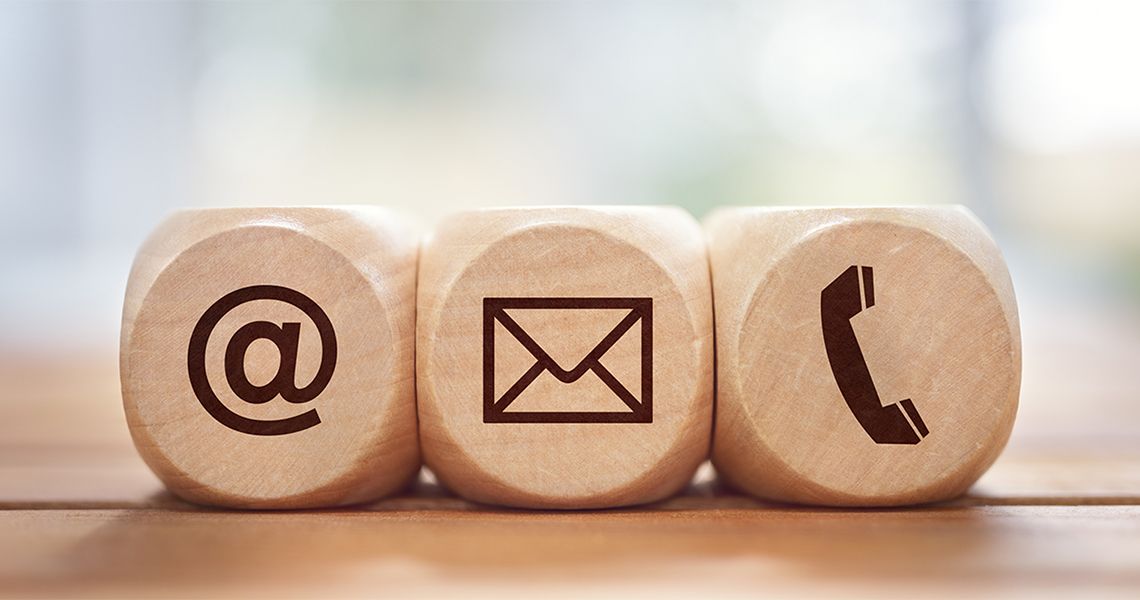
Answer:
[{"xmin": 0, "ymin": 0, "xmax": 1137, "ymax": 354}]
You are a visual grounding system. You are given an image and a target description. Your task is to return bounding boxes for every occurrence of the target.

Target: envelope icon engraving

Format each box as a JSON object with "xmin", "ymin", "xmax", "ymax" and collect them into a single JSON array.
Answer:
[{"xmin": 483, "ymin": 297, "xmax": 653, "ymax": 423}]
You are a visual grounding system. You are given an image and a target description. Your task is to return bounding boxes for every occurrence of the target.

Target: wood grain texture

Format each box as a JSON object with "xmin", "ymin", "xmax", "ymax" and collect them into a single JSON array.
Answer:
[
  {"xmin": 706, "ymin": 206, "xmax": 1021, "ymax": 506},
  {"xmin": 2, "ymin": 506, "xmax": 1138, "ymax": 598},
  {"xmin": 120, "ymin": 207, "xmax": 420, "ymax": 509},
  {"xmin": 417, "ymin": 207, "xmax": 714, "ymax": 509},
  {"xmin": 1, "ymin": 304, "xmax": 1140, "ymax": 598},
  {"xmin": 4, "ymin": 204, "xmax": 1140, "ymax": 597}
]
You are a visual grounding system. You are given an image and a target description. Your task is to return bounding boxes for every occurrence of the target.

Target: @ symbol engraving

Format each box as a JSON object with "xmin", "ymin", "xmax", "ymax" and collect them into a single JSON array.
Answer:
[{"xmin": 187, "ymin": 285, "xmax": 337, "ymax": 436}]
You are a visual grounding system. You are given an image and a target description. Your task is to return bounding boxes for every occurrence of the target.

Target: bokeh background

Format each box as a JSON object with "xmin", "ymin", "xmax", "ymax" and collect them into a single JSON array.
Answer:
[{"xmin": 0, "ymin": 1, "xmax": 1138, "ymax": 446}]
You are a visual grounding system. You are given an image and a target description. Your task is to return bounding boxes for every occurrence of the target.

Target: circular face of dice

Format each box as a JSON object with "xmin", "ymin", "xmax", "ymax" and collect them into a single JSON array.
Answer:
[
  {"xmin": 417, "ymin": 207, "xmax": 714, "ymax": 509},
  {"xmin": 707, "ymin": 206, "xmax": 1020, "ymax": 507},
  {"xmin": 121, "ymin": 208, "xmax": 420, "ymax": 509}
]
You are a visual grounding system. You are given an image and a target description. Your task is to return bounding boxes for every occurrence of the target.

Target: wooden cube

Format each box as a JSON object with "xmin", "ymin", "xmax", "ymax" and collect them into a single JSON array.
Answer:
[
  {"xmin": 417, "ymin": 207, "xmax": 713, "ymax": 509},
  {"xmin": 120, "ymin": 207, "xmax": 420, "ymax": 508},
  {"xmin": 706, "ymin": 206, "xmax": 1020, "ymax": 506}
]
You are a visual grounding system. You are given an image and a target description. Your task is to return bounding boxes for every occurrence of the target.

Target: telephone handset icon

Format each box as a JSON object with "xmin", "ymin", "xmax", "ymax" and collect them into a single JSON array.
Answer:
[{"xmin": 821, "ymin": 265, "xmax": 929, "ymax": 445}]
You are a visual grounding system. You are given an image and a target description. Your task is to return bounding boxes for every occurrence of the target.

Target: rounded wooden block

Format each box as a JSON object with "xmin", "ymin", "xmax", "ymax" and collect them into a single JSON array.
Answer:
[
  {"xmin": 120, "ymin": 207, "xmax": 420, "ymax": 509},
  {"xmin": 707, "ymin": 206, "xmax": 1020, "ymax": 506},
  {"xmin": 418, "ymin": 207, "xmax": 713, "ymax": 509}
]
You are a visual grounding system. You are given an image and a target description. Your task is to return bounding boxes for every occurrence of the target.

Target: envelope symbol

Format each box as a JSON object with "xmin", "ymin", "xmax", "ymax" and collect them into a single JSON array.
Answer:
[{"xmin": 483, "ymin": 297, "xmax": 653, "ymax": 423}]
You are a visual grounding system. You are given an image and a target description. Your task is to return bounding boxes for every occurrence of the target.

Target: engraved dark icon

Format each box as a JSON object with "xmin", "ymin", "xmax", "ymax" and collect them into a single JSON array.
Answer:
[
  {"xmin": 188, "ymin": 285, "xmax": 337, "ymax": 436},
  {"xmin": 821, "ymin": 266, "xmax": 929, "ymax": 444},
  {"xmin": 483, "ymin": 297, "xmax": 652, "ymax": 424}
]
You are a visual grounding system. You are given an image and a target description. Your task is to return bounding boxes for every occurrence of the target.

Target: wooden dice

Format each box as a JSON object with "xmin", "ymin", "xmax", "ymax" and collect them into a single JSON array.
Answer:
[
  {"xmin": 417, "ymin": 207, "xmax": 714, "ymax": 509},
  {"xmin": 120, "ymin": 207, "xmax": 420, "ymax": 508},
  {"xmin": 706, "ymin": 206, "xmax": 1020, "ymax": 506},
  {"xmin": 122, "ymin": 203, "xmax": 1021, "ymax": 510}
]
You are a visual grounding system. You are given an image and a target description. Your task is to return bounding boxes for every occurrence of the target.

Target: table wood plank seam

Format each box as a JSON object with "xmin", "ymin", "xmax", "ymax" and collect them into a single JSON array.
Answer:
[{"xmin": 3, "ymin": 495, "xmax": 1139, "ymax": 512}]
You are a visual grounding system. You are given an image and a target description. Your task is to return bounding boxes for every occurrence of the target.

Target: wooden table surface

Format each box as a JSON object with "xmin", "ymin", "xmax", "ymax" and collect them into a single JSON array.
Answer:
[{"xmin": 2, "ymin": 295, "xmax": 1139, "ymax": 598}]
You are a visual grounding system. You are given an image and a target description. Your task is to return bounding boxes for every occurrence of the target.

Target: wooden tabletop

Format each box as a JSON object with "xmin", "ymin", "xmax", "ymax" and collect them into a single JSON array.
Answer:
[{"xmin": 2, "ymin": 295, "xmax": 1139, "ymax": 598}]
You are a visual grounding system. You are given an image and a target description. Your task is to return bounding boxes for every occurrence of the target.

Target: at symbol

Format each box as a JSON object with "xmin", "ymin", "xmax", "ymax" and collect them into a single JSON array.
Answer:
[{"xmin": 187, "ymin": 285, "xmax": 337, "ymax": 436}]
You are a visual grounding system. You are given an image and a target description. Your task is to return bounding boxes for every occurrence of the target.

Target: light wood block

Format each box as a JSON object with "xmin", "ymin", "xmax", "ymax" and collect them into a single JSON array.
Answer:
[
  {"xmin": 706, "ymin": 206, "xmax": 1021, "ymax": 506},
  {"xmin": 120, "ymin": 207, "xmax": 420, "ymax": 508},
  {"xmin": 417, "ymin": 206, "xmax": 713, "ymax": 509}
]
